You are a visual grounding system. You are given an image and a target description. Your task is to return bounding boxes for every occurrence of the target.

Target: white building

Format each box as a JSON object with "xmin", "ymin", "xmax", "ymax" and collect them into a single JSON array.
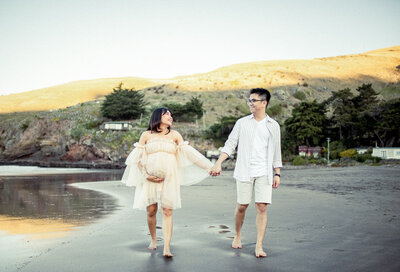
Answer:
[
  {"xmin": 372, "ymin": 147, "xmax": 400, "ymax": 159},
  {"xmin": 103, "ymin": 121, "xmax": 132, "ymax": 131},
  {"xmin": 355, "ymin": 148, "xmax": 369, "ymax": 155}
]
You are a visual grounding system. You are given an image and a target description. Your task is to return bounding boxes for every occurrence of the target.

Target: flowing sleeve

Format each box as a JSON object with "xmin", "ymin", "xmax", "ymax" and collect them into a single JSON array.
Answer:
[
  {"xmin": 121, "ymin": 143, "xmax": 147, "ymax": 187},
  {"xmin": 177, "ymin": 141, "xmax": 213, "ymax": 186}
]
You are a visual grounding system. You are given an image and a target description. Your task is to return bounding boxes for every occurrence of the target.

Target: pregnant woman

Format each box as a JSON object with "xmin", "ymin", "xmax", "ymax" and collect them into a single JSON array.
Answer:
[{"xmin": 121, "ymin": 107, "xmax": 213, "ymax": 257}]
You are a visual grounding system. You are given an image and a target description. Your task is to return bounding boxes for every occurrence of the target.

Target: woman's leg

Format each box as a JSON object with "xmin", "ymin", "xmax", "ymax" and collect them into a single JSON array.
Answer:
[
  {"xmin": 147, "ymin": 203, "xmax": 158, "ymax": 249},
  {"xmin": 162, "ymin": 207, "xmax": 173, "ymax": 257}
]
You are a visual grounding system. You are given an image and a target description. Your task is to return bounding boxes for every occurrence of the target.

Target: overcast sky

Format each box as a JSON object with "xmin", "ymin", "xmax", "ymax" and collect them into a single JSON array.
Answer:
[{"xmin": 0, "ymin": 0, "xmax": 399, "ymax": 95}]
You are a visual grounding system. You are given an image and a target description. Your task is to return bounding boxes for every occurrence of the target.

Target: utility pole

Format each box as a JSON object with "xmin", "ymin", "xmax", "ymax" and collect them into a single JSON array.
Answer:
[
  {"xmin": 202, "ymin": 111, "xmax": 206, "ymax": 130},
  {"xmin": 327, "ymin": 137, "xmax": 331, "ymax": 164}
]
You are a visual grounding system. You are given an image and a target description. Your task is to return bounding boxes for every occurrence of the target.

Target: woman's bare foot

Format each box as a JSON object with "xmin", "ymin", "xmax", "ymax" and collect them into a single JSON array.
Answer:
[
  {"xmin": 255, "ymin": 246, "xmax": 267, "ymax": 258},
  {"xmin": 163, "ymin": 247, "xmax": 174, "ymax": 257},
  {"xmin": 148, "ymin": 240, "xmax": 157, "ymax": 250},
  {"xmin": 232, "ymin": 236, "xmax": 242, "ymax": 249}
]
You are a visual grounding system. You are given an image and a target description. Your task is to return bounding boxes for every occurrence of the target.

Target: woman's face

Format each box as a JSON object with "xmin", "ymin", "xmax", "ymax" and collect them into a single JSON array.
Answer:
[{"xmin": 161, "ymin": 111, "xmax": 173, "ymax": 126}]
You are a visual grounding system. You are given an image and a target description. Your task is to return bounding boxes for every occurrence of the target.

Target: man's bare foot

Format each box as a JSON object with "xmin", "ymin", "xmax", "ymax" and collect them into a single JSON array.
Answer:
[
  {"xmin": 148, "ymin": 240, "xmax": 157, "ymax": 250},
  {"xmin": 255, "ymin": 247, "xmax": 267, "ymax": 258},
  {"xmin": 232, "ymin": 236, "xmax": 242, "ymax": 249},
  {"xmin": 163, "ymin": 247, "xmax": 174, "ymax": 257}
]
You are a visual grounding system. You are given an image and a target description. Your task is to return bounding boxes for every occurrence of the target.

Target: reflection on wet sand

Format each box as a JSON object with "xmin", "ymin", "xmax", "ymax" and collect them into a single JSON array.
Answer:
[
  {"xmin": 0, "ymin": 169, "xmax": 123, "ymax": 239},
  {"xmin": 0, "ymin": 216, "xmax": 77, "ymax": 239}
]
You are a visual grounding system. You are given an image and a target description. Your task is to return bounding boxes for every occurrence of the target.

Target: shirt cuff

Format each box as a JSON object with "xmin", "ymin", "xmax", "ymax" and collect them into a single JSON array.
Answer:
[{"xmin": 220, "ymin": 147, "xmax": 232, "ymax": 157}]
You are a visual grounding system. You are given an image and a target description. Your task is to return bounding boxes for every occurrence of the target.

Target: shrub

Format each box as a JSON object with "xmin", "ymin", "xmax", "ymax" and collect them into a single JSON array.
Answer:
[
  {"xmin": 340, "ymin": 149, "xmax": 357, "ymax": 158},
  {"xmin": 329, "ymin": 141, "xmax": 347, "ymax": 160},
  {"xmin": 372, "ymin": 156, "xmax": 382, "ymax": 163},
  {"xmin": 70, "ymin": 125, "xmax": 90, "ymax": 141},
  {"xmin": 266, "ymin": 104, "xmax": 282, "ymax": 117},
  {"xmin": 293, "ymin": 156, "xmax": 307, "ymax": 165},
  {"xmin": 85, "ymin": 119, "xmax": 104, "ymax": 129},
  {"xmin": 293, "ymin": 91, "xmax": 306, "ymax": 101},
  {"xmin": 355, "ymin": 154, "xmax": 368, "ymax": 162},
  {"xmin": 21, "ymin": 120, "xmax": 30, "ymax": 131},
  {"xmin": 235, "ymin": 104, "xmax": 250, "ymax": 115}
]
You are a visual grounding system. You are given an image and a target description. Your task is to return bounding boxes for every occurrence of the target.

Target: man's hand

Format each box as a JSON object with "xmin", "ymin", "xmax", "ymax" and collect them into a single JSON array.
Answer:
[
  {"xmin": 146, "ymin": 175, "xmax": 164, "ymax": 183},
  {"xmin": 210, "ymin": 163, "xmax": 222, "ymax": 176},
  {"xmin": 272, "ymin": 175, "xmax": 280, "ymax": 188}
]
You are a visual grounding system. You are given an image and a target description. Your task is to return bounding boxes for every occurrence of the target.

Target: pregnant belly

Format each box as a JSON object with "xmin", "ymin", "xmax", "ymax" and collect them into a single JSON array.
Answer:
[{"xmin": 145, "ymin": 153, "xmax": 175, "ymax": 178}]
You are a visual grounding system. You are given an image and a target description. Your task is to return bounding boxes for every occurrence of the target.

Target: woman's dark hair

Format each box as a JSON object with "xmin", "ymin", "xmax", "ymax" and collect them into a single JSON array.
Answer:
[
  {"xmin": 147, "ymin": 107, "xmax": 172, "ymax": 134},
  {"xmin": 250, "ymin": 88, "xmax": 271, "ymax": 106}
]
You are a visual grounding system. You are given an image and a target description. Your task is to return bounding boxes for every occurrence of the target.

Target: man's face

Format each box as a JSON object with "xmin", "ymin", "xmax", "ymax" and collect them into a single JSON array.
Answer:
[{"xmin": 248, "ymin": 93, "xmax": 267, "ymax": 113}]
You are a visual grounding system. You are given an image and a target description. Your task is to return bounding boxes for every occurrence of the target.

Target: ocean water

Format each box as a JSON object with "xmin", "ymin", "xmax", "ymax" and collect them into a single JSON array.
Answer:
[{"xmin": 0, "ymin": 166, "xmax": 123, "ymax": 238}]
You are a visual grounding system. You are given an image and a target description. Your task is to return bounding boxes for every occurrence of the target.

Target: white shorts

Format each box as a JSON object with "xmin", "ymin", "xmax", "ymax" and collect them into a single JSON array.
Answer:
[{"xmin": 236, "ymin": 175, "xmax": 272, "ymax": 204}]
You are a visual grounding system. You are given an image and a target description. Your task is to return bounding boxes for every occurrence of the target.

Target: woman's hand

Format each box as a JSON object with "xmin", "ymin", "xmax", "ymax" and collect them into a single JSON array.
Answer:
[
  {"xmin": 210, "ymin": 163, "xmax": 222, "ymax": 176},
  {"xmin": 146, "ymin": 175, "xmax": 165, "ymax": 183}
]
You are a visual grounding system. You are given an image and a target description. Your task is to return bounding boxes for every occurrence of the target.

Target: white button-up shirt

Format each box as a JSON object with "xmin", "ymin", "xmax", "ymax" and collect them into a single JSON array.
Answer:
[{"xmin": 221, "ymin": 114, "xmax": 283, "ymax": 184}]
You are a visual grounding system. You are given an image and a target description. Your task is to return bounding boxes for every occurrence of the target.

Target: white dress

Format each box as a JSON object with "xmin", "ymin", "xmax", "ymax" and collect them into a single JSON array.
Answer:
[{"xmin": 121, "ymin": 137, "xmax": 213, "ymax": 210}]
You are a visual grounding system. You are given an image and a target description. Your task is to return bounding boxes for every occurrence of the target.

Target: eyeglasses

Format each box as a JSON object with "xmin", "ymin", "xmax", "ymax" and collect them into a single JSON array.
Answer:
[{"xmin": 247, "ymin": 99, "xmax": 265, "ymax": 104}]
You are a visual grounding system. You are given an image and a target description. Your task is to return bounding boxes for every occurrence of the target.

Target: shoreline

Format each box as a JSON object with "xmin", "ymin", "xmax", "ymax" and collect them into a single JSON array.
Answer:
[
  {"xmin": 0, "ymin": 160, "xmax": 123, "ymax": 169},
  {"xmin": 1, "ymin": 159, "xmax": 399, "ymax": 172}
]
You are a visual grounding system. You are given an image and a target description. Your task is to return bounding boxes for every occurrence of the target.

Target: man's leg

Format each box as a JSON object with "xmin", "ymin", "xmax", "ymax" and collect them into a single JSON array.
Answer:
[
  {"xmin": 255, "ymin": 203, "xmax": 268, "ymax": 257},
  {"xmin": 233, "ymin": 180, "xmax": 253, "ymax": 249},
  {"xmin": 146, "ymin": 203, "xmax": 158, "ymax": 250},
  {"xmin": 253, "ymin": 175, "xmax": 272, "ymax": 257},
  {"xmin": 232, "ymin": 203, "xmax": 249, "ymax": 248}
]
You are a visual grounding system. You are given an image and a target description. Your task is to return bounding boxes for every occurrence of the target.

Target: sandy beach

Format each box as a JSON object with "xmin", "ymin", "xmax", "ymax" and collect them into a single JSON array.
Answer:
[{"xmin": 2, "ymin": 166, "xmax": 400, "ymax": 272}]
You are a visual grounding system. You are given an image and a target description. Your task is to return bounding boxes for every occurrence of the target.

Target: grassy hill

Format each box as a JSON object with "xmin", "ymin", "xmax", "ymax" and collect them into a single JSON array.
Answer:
[{"xmin": 1, "ymin": 45, "xmax": 399, "ymax": 122}]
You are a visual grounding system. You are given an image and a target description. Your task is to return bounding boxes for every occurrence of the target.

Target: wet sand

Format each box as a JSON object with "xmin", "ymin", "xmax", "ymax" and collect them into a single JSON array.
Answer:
[{"xmin": 3, "ymin": 166, "xmax": 400, "ymax": 272}]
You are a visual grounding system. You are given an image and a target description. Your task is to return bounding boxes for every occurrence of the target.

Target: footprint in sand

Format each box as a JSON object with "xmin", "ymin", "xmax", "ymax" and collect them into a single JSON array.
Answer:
[{"xmin": 218, "ymin": 225, "xmax": 231, "ymax": 234}]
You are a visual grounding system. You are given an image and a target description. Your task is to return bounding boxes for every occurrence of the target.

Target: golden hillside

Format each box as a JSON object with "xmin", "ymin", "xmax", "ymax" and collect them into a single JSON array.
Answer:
[{"xmin": 1, "ymin": 46, "xmax": 399, "ymax": 113}]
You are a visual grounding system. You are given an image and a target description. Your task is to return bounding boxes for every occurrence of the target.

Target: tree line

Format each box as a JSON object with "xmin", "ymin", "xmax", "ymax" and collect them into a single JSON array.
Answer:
[
  {"xmin": 100, "ymin": 83, "xmax": 399, "ymax": 158},
  {"xmin": 100, "ymin": 83, "xmax": 203, "ymax": 123},
  {"xmin": 283, "ymin": 83, "xmax": 399, "ymax": 155}
]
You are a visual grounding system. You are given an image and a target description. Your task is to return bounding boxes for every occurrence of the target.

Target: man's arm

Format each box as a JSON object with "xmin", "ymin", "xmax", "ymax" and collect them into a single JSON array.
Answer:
[
  {"xmin": 273, "ymin": 167, "xmax": 281, "ymax": 188},
  {"xmin": 210, "ymin": 120, "xmax": 241, "ymax": 176},
  {"xmin": 272, "ymin": 123, "xmax": 282, "ymax": 188}
]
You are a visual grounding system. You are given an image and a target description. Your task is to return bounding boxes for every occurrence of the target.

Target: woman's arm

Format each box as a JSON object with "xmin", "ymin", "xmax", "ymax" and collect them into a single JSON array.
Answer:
[
  {"xmin": 173, "ymin": 130, "xmax": 212, "ymax": 171},
  {"xmin": 138, "ymin": 131, "xmax": 164, "ymax": 183}
]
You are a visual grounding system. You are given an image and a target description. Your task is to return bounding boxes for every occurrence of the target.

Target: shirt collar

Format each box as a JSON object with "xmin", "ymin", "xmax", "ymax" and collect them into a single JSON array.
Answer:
[{"xmin": 249, "ymin": 114, "xmax": 271, "ymax": 122}]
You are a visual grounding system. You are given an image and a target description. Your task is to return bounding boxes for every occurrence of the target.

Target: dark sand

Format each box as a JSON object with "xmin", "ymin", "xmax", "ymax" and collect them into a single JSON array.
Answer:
[{"xmin": 3, "ymin": 166, "xmax": 400, "ymax": 272}]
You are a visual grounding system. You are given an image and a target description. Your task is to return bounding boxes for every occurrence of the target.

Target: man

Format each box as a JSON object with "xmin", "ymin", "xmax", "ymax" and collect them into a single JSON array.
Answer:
[{"xmin": 210, "ymin": 88, "xmax": 282, "ymax": 258}]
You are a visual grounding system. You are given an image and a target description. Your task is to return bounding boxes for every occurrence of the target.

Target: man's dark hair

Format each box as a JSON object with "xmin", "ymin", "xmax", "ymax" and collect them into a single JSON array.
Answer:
[
  {"xmin": 250, "ymin": 88, "xmax": 271, "ymax": 105},
  {"xmin": 147, "ymin": 107, "xmax": 171, "ymax": 134}
]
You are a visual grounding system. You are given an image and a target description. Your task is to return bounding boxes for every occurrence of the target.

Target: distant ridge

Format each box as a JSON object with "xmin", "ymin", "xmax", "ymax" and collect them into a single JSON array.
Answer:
[{"xmin": 1, "ymin": 45, "xmax": 399, "ymax": 113}]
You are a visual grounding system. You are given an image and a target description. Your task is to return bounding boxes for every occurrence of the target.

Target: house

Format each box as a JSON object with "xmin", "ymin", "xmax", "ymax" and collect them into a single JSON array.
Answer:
[
  {"xmin": 102, "ymin": 121, "xmax": 132, "ymax": 131},
  {"xmin": 355, "ymin": 148, "xmax": 369, "ymax": 154},
  {"xmin": 372, "ymin": 147, "xmax": 400, "ymax": 159},
  {"xmin": 298, "ymin": 146, "xmax": 322, "ymax": 158}
]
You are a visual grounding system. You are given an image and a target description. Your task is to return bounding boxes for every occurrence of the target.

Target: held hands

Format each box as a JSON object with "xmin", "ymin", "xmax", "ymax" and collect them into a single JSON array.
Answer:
[
  {"xmin": 209, "ymin": 163, "xmax": 222, "ymax": 176},
  {"xmin": 146, "ymin": 175, "xmax": 165, "ymax": 183}
]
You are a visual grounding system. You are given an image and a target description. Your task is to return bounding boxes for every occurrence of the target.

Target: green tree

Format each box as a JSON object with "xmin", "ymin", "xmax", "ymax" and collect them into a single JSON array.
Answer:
[
  {"xmin": 184, "ymin": 96, "xmax": 204, "ymax": 119},
  {"xmin": 205, "ymin": 115, "xmax": 241, "ymax": 147},
  {"xmin": 284, "ymin": 101, "xmax": 328, "ymax": 149},
  {"xmin": 101, "ymin": 83, "xmax": 145, "ymax": 120},
  {"xmin": 164, "ymin": 96, "xmax": 204, "ymax": 122},
  {"xmin": 325, "ymin": 88, "xmax": 356, "ymax": 142},
  {"xmin": 352, "ymin": 84, "xmax": 380, "ymax": 146},
  {"xmin": 369, "ymin": 98, "xmax": 400, "ymax": 147}
]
